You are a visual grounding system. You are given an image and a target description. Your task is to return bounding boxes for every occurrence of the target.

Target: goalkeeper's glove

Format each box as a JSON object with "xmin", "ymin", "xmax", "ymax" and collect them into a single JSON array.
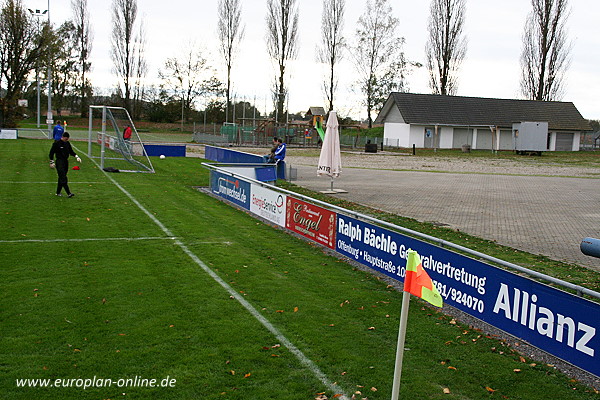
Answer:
[
  {"xmin": 49, "ymin": 160, "xmax": 55, "ymax": 168},
  {"xmin": 76, "ymin": 156, "xmax": 82, "ymax": 163}
]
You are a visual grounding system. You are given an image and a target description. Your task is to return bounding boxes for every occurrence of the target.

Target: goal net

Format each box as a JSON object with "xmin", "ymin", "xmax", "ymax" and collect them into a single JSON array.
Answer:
[{"xmin": 87, "ymin": 106, "xmax": 155, "ymax": 173}]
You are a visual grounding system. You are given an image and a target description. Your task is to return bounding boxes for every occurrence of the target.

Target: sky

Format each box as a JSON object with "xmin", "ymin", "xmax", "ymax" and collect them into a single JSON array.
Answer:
[{"xmin": 28, "ymin": 0, "xmax": 600, "ymax": 121}]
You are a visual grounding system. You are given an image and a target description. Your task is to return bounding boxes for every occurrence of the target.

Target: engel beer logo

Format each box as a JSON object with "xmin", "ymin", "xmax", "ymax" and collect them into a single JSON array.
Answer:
[
  {"xmin": 292, "ymin": 202, "xmax": 323, "ymax": 232},
  {"xmin": 217, "ymin": 177, "xmax": 247, "ymax": 202},
  {"xmin": 252, "ymin": 194, "xmax": 285, "ymax": 215}
]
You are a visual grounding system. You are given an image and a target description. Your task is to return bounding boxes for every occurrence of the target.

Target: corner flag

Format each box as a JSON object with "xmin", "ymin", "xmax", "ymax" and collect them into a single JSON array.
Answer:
[
  {"xmin": 405, "ymin": 250, "xmax": 443, "ymax": 307},
  {"xmin": 391, "ymin": 250, "xmax": 444, "ymax": 400}
]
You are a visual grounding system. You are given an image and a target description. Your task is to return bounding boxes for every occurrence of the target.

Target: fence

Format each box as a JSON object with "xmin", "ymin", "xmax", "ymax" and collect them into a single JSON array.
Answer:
[
  {"xmin": 193, "ymin": 123, "xmax": 401, "ymax": 150},
  {"xmin": 203, "ymin": 159, "xmax": 600, "ymax": 379}
]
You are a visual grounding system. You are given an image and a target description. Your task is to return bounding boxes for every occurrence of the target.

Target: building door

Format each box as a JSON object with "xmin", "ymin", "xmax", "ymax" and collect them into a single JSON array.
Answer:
[
  {"xmin": 555, "ymin": 133, "xmax": 573, "ymax": 151},
  {"xmin": 424, "ymin": 127, "xmax": 434, "ymax": 148}
]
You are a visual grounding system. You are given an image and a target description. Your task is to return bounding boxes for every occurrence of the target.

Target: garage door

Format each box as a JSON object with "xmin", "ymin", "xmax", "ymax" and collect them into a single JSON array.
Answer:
[
  {"xmin": 452, "ymin": 129, "xmax": 471, "ymax": 148},
  {"xmin": 476, "ymin": 130, "xmax": 492, "ymax": 149},
  {"xmin": 555, "ymin": 133, "xmax": 573, "ymax": 151}
]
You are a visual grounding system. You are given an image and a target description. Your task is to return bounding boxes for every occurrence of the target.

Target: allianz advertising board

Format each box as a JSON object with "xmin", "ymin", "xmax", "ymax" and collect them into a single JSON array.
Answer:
[{"xmin": 336, "ymin": 214, "xmax": 599, "ymax": 377}]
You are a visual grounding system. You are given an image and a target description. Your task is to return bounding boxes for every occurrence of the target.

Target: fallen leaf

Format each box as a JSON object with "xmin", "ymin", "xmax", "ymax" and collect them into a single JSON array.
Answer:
[
  {"xmin": 443, "ymin": 387, "xmax": 451, "ymax": 394},
  {"xmin": 448, "ymin": 366, "xmax": 457, "ymax": 370},
  {"xmin": 368, "ymin": 326, "xmax": 376, "ymax": 330},
  {"xmin": 370, "ymin": 387, "xmax": 377, "ymax": 392},
  {"xmin": 513, "ymin": 369, "xmax": 521, "ymax": 373},
  {"xmin": 485, "ymin": 386, "xmax": 496, "ymax": 393},
  {"xmin": 244, "ymin": 373, "xmax": 251, "ymax": 378},
  {"xmin": 294, "ymin": 307, "xmax": 299, "ymax": 312},
  {"xmin": 230, "ymin": 370, "xmax": 235, "ymax": 375},
  {"xmin": 276, "ymin": 310, "xmax": 284, "ymax": 313},
  {"xmin": 519, "ymin": 356, "xmax": 526, "ymax": 363},
  {"xmin": 449, "ymin": 319, "xmax": 457, "ymax": 325}
]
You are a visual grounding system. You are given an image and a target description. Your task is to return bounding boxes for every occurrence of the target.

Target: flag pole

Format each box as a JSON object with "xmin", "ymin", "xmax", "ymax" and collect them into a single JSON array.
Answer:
[{"xmin": 391, "ymin": 290, "xmax": 411, "ymax": 400}]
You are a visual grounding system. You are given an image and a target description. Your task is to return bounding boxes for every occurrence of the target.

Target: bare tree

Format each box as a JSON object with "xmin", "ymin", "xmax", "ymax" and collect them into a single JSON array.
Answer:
[
  {"xmin": 353, "ymin": 0, "xmax": 412, "ymax": 128},
  {"xmin": 318, "ymin": 0, "xmax": 345, "ymax": 112},
  {"xmin": 217, "ymin": 0, "xmax": 244, "ymax": 123},
  {"xmin": 71, "ymin": 0, "xmax": 92, "ymax": 117},
  {"xmin": 266, "ymin": 0, "xmax": 299, "ymax": 123},
  {"xmin": 50, "ymin": 21, "xmax": 78, "ymax": 116},
  {"xmin": 131, "ymin": 20, "xmax": 147, "ymax": 119},
  {"xmin": 0, "ymin": 0, "xmax": 51, "ymax": 127},
  {"xmin": 110, "ymin": 0, "xmax": 146, "ymax": 114},
  {"xmin": 158, "ymin": 43, "xmax": 213, "ymax": 122},
  {"xmin": 520, "ymin": 0, "xmax": 571, "ymax": 101},
  {"xmin": 425, "ymin": 0, "xmax": 467, "ymax": 96}
]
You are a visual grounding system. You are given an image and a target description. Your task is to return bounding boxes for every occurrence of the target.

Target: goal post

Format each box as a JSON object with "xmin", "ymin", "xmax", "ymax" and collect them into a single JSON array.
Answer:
[{"xmin": 87, "ymin": 105, "xmax": 155, "ymax": 173}]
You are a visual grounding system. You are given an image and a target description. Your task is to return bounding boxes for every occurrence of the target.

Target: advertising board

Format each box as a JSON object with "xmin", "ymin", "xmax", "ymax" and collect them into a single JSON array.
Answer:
[
  {"xmin": 286, "ymin": 197, "xmax": 336, "ymax": 249},
  {"xmin": 210, "ymin": 170, "xmax": 251, "ymax": 210},
  {"xmin": 250, "ymin": 184, "xmax": 287, "ymax": 227},
  {"xmin": 335, "ymin": 214, "xmax": 599, "ymax": 377}
]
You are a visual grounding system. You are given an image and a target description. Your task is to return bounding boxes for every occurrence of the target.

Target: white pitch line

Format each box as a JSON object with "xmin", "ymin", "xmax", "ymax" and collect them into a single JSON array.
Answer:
[
  {"xmin": 0, "ymin": 181, "xmax": 108, "ymax": 184},
  {"xmin": 0, "ymin": 236, "xmax": 177, "ymax": 244},
  {"xmin": 77, "ymin": 144, "xmax": 349, "ymax": 399},
  {"xmin": 0, "ymin": 237, "xmax": 235, "ymax": 245}
]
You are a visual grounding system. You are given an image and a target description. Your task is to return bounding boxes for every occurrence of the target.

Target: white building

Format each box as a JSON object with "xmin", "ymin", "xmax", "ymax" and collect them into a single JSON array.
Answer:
[{"xmin": 375, "ymin": 93, "xmax": 592, "ymax": 151}]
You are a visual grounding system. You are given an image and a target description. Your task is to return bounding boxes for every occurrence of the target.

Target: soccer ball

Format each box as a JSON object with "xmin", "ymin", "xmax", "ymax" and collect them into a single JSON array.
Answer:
[{"xmin": 159, "ymin": 155, "xmax": 165, "ymax": 159}]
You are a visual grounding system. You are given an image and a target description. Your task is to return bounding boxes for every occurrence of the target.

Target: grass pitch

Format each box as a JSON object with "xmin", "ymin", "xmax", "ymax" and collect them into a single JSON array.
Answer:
[{"xmin": 1, "ymin": 139, "xmax": 598, "ymax": 399}]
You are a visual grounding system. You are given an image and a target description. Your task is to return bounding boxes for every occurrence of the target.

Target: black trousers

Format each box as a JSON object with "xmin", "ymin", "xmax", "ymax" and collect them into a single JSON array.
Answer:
[{"xmin": 55, "ymin": 159, "xmax": 71, "ymax": 195}]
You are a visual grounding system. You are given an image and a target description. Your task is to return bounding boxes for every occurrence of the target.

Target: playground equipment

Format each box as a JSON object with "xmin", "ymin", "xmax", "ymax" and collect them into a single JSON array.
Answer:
[{"xmin": 306, "ymin": 106, "xmax": 326, "ymax": 141}]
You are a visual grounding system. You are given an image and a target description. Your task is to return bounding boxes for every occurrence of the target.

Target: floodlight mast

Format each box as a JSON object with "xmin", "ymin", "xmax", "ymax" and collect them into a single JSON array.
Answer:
[
  {"xmin": 27, "ymin": 8, "xmax": 47, "ymax": 128},
  {"xmin": 46, "ymin": 0, "xmax": 52, "ymax": 139}
]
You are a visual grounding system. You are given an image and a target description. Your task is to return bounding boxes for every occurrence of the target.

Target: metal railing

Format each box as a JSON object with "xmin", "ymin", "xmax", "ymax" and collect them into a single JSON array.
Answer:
[{"xmin": 203, "ymin": 161, "xmax": 600, "ymax": 301}]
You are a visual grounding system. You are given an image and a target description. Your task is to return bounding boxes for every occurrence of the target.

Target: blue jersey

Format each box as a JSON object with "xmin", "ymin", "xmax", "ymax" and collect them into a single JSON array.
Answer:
[
  {"xmin": 53, "ymin": 124, "xmax": 64, "ymax": 141},
  {"xmin": 274, "ymin": 143, "xmax": 286, "ymax": 160}
]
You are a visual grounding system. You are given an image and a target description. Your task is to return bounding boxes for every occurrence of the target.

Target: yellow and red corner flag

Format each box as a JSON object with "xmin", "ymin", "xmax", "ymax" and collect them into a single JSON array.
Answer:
[{"xmin": 405, "ymin": 250, "xmax": 443, "ymax": 307}]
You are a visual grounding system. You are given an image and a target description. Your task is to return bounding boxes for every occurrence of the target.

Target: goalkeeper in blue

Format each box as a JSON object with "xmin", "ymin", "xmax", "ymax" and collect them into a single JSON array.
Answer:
[{"xmin": 49, "ymin": 132, "xmax": 81, "ymax": 198}]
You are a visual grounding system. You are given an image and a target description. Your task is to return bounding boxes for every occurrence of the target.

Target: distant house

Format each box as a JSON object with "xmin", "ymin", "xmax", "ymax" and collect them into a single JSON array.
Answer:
[{"xmin": 374, "ymin": 93, "xmax": 592, "ymax": 151}]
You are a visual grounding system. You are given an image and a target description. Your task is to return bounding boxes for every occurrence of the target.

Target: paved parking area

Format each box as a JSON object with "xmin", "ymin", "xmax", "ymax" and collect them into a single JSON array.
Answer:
[{"xmin": 292, "ymin": 164, "xmax": 600, "ymax": 273}]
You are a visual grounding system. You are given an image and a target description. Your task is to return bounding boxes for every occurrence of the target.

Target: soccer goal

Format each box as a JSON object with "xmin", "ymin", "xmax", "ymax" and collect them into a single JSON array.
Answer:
[{"xmin": 87, "ymin": 105, "xmax": 155, "ymax": 173}]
